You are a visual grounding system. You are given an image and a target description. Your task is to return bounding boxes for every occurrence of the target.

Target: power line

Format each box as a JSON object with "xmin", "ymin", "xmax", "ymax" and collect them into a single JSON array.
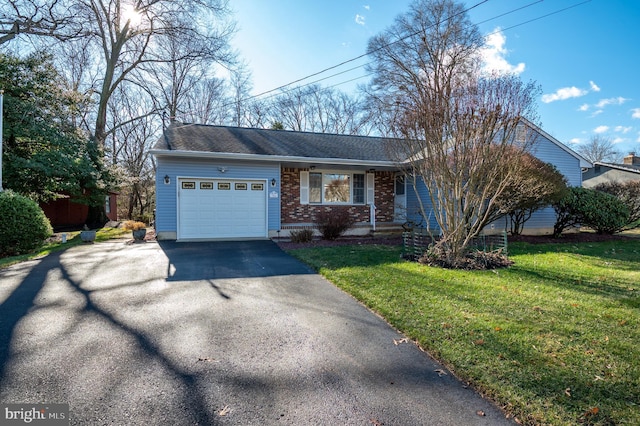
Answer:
[
  {"xmin": 246, "ymin": 0, "xmax": 490, "ymax": 101},
  {"xmin": 210, "ymin": 0, "xmax": 591, "ymax": 116}
]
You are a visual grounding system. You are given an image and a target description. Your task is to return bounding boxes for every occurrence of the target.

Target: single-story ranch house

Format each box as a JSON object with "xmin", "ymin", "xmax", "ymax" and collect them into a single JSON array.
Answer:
[{"xmin": 151, "ymin": 123, "xmax": 590, "ymax": 241}]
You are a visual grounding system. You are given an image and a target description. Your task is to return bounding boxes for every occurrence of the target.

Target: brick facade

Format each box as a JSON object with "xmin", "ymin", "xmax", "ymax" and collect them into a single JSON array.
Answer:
[{"xmin": 280, "ymin": 168, "xmax": 396, "ymax": 225}]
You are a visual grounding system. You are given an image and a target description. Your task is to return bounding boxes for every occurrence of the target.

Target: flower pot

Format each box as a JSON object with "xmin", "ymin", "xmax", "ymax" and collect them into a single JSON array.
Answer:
[
  {"xmin": 132, "ymin": 228, "xmax": 147, "ymax": 241},
  {"xmin": 80, "ymin": 230, "xmax": 96, "ymax": 242}
]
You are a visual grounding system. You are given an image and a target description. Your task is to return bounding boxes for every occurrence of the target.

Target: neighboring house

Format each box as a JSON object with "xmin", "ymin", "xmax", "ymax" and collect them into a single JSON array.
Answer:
[
  {"xmin": 582, "ymin": 153, "xmax": 640, "ymax": 188},
  {"xmin": 151, "ymin": 123, "xmax": 589, "ymax": 241},
  {"xmin": 40, "ymin": 192, "xmax": 118, "ymax": 230}
]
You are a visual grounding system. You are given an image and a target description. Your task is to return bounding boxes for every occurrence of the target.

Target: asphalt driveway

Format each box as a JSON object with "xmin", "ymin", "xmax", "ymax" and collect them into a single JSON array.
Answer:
[{"xmin": 0, "ymin": 240, "xmax": 513, "ymax": 425}]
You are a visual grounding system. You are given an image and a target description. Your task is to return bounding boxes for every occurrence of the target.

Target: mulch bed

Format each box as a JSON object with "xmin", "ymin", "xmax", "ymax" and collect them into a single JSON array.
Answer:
[
  {"xmin": 276, "ymin": 232, "xmax": 636, "ymax": 250},
  {"xmin": 275, "ymin": 235, "xmax": 403, "ymax": 250}
]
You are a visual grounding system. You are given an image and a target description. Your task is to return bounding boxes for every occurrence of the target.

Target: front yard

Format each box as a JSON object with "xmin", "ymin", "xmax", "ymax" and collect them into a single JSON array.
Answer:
[{"xmin": 287, "ymin": 238, "xmax": 640, "ymax": 425}]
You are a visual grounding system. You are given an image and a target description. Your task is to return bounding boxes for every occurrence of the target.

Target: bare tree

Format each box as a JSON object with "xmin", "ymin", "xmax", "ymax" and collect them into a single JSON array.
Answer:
[
  {"xmin": 181, "ymin": 77, "xmax": 229, "ymax": 125},
  {"xmin": 574, "ymin": 135, "xmax": 620, "ymax": 163},
  {"xmin": 0, "ymin": 0, "xmax": 82, "ymax": 44},
  {"xmin": 366, "ymin": 0, "xmax": 540, "ymax": 266},
  {"xmin": 51, "ymin": 0, "xmax": 235, "ymax": 223},
  {"xmin": 70, "ymin": 0, "xmax": 235, "ymax": 149},
  {"xmin": 270, "ymin": 84, "xmax": 369, "ymax": 134},
  {"xmin": 229, "ymin": 61, "xmax": 254, "ymax": 127},
  {"xmin": 138, "ymin": 21, "xmax": 236, "ymax": 125},
  {"xmin": 106, "ymin": 85, "xmax": 159, "ymax": 220}
]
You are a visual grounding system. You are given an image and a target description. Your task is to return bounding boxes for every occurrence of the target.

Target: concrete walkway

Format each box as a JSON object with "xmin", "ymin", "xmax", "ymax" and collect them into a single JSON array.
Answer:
[{"xmin": 0, "ymin": 240, "xmax": 513, "ymax": 425}]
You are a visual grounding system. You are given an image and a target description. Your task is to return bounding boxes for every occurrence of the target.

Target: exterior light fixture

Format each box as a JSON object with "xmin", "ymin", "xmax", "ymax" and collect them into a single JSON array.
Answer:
[
  {"xmin": 271, "ymin": 178, "xmax": 277, "ymax": 187},
  {"xmin": 164, "ymin": 175, "xmax": 170, "ymax": 185}
]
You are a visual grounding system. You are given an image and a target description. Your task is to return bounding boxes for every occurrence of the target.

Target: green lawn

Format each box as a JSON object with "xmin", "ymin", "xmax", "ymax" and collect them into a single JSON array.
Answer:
[{"xmin": 288, "ymin": 240, "xmax": 640, "ymax": 425}]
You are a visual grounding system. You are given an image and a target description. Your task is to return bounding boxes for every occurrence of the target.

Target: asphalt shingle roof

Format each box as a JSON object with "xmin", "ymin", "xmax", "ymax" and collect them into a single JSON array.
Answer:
[{"xmin": 153, "ymin": 123, "xmax": 403, "ymax": 162}]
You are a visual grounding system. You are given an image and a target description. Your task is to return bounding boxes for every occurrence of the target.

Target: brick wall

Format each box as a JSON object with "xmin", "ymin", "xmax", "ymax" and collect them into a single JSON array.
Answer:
[{"xmin": 281, "ymin": 168, "xmax": 395, "ymax": 224}]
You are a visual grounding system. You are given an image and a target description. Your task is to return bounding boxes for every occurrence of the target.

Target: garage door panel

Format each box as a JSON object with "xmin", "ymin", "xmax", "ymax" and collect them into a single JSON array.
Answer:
[{"xmin": 178, "ymin": 178, "xmax": 267, "ymax": 240}]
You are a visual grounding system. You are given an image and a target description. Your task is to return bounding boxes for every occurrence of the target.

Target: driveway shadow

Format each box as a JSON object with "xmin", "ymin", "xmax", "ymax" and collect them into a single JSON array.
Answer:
[{"xmin": 0, "ymin": 253, "xmax": 62, "ymax": 383}]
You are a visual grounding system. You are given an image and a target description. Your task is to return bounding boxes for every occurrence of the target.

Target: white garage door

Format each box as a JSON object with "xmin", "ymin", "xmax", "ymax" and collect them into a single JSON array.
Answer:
[{"xmin": 178, "ymin": 178, "xmax": 267, "ymax": 240}]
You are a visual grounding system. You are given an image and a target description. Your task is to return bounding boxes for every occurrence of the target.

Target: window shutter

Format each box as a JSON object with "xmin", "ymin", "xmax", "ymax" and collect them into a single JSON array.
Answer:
[
  {"xmin": 366, "ymin": 172, "xmax": 375, "ymax": 205},
  {"xmin": 300, "ymin": 171, "xmax": 309, "ymax": 204}
]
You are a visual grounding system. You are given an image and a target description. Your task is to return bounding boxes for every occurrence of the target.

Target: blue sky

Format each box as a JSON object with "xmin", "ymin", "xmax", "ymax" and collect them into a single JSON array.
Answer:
[{"xmin": 230, "ymin": 0, "xmax": 640, "ymax": 156}]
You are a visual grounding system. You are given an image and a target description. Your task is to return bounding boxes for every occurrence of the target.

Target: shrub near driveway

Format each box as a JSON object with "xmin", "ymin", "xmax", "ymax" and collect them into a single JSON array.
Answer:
[{"xmin": 287, "ymin": 241, "xmax": 640, "ymax": 425}]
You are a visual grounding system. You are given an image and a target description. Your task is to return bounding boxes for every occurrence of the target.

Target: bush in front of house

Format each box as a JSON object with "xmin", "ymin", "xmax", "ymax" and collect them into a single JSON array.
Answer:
[
  {"xmin": 553, "ymin": 187, "xmax": 629, "ymax": 237},
  {"xmin": 315, "ymin": 208, "xmax": 355, "ymax": 240},
  {"xmin": 594, "ymin": 180, "xmax": 640, "ymax": 228},
  {"xmin": 289, "ymin": 229, "xmax": 314, "ymax": 243},
  {"xmin": 0, "ymin": 190, "xmax": 53, "ymax": 257}
]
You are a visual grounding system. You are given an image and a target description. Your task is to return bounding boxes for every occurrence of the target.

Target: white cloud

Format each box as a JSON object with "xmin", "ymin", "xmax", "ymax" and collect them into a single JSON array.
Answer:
[
  {"xmin": 578, "ymin": 104, "xmax": 589, "ymax": 111},
  {"xmin": 480, "ymin": 28, "xmax": 525, "ymax": 75},
  {"xmin": 363, "ymin": 5, "xmax": 370, "ymax": 10},
  {"xmin": 355, "ymin": 14, "xmax": 365, "ymax": 25},
  {"xmin": 632, "ymin": 108, "xmax": 640, "ymax": 119},
  {"xmin": 596, "ymin": 97, "xmax": 629, "ymax": 108},
  {"xmin": 569, "ymin": 137, "xmax": 582, "ymax": 144},
  {"xmin": 615, "ymin": 126, "xmax": 632, "ymax": 134},
  {"xmin": 590, "ymin": 110, "xmax": 603, "ymax": 117},
  {"xmin": 612, "ymin": 137, "xmax": 626, "ymax": 144},
  {"xmin": 542, "ymin": 86, "xmax": 587, "ymax": 103},
  {"xmin": 589, "ymin": 81, "xmax": 600, "ymax": 92},
  {"xmin": 594, "ymin": 125, "xmax": 609, "ymax": 134}
]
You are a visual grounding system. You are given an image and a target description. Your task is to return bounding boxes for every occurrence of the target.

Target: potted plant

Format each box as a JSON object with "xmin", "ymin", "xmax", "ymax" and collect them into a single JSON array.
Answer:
[
  {"xmin": 80, "ymin": 225, "xmax": 96, "ymax": 243},
  {"xmin": 123, "ymin": 220, "xmax": 147, "ymax": 241}
]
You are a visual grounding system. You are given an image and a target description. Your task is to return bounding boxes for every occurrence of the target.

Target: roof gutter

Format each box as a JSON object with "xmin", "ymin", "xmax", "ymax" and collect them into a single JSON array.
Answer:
[{"xmin": 149, "ymin": 149, "xmax": 399, "ymax": 168}]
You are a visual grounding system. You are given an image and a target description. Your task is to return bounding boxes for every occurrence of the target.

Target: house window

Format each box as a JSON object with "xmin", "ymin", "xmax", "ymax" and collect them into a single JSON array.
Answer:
[
  {"xmin": 308, "ymin": 172, "xmax": 365, "ymax": 204},
  {"xmin": 324, "ymin": 173, "xmax": 350, "ymax": 203},
  {"xmin": 353, "ymin": 174, "xmax": 365, "ymax": 204},
  {"xmin": 105, "ymin": 195, "xmax": 111, "ymax": 214},
  {"xmin": 309, "ymin": 172, "xmax": 322, "ymax": 203}
]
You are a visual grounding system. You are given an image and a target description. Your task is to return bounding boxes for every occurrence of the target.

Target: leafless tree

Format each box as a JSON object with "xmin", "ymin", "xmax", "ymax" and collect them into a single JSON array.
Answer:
[
  {"xmin": 52, "ymin": 0, "xmax": 235, "ymax": 223},
  {"xmin": 106, "ymin": 85, "xmax": 159, "ymax": 220},
  {"xmin": 69, "ymin": 0, "xmax": 235, "ymax": 149},
  {"xmin": 366, "ymin": 0, "xmax": 540, "ymax": 266},
  {"xmin": 181, "ymin": 77, "xmax": 229, "ymax": 125},
  {"xmin": 574, "ymin": 135, "xmax": 620, "ymax": 163},
  {"xmin": 0, "ymin": 0, "xmax": 83, "ymax": 44},
  {"xmin": 270, "ymin": 84, "xmax": 370, "ymax": 134},
  {"xmin": 229, "ymin": 61, "xmax": 254, "ymax": 127}
]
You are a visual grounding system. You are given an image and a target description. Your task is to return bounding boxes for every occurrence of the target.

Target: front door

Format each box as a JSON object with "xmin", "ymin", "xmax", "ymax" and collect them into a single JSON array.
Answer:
[{"xmin": 394, "ymin": 174, "xmax": 406, "ymax": 222}]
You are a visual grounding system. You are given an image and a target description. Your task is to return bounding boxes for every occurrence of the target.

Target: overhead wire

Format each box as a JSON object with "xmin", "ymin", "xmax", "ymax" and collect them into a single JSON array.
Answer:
[{"xmin": 205, "ymin": 0, "xmax": 592, "ymax": 116}]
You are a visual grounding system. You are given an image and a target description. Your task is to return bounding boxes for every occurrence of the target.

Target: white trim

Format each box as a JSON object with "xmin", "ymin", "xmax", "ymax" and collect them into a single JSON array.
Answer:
[{"xmin": 366, "ymin": 172, "xmax": 375, "ymax": 205}]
